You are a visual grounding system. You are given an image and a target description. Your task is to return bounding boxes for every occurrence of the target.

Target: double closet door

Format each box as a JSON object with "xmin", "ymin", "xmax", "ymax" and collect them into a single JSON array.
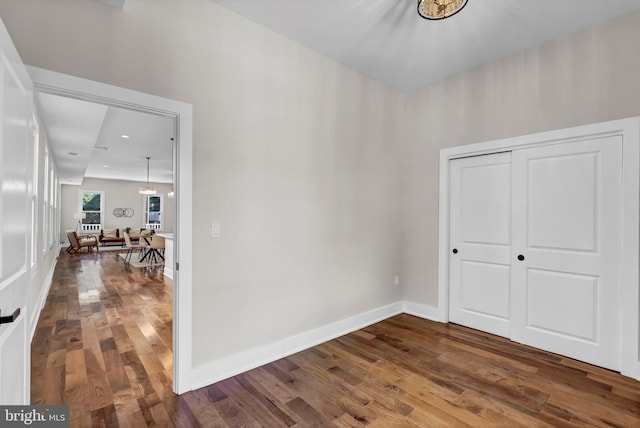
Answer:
[{"xmin": 449, "ymin": 136, "xmax": 622, "ymax": 371}]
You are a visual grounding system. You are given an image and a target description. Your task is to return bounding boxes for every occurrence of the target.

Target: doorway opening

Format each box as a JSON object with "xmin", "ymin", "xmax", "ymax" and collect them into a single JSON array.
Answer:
[{"xmin": 28, "ymin": 66, "xmax": 193, "ymax": 394}]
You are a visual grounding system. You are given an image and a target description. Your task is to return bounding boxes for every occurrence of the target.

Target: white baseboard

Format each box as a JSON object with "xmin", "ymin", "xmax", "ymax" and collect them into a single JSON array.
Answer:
[
  {"xmin": 30, "ymin": 258, "xmax": 57, "ymax": 342},
  {"xmin": 622, "ymin": 360, "xmax": 640, "ymax": 381},
  {"xmin": 163, "ymin": 266, "xmax": 173, "ymax": 280},
  {"xmin": 184, "ymin": 301, "xmax": 404, "ymax": 392},
  {"xmin": 402, "ymin": 301, "xmax": 441, "ymax": 322}
]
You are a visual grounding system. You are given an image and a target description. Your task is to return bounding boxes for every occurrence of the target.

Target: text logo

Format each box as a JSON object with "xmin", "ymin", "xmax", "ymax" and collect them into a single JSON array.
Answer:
[{"xmin": 0, "ymin": 406, "xmax": 68, "ymax": 427}]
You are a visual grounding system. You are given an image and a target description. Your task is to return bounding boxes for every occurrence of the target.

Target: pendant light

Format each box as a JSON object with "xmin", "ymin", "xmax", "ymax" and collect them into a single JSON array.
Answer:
[
  {"xmin": 417, "ymin": 0, "xmax": 468, "ymax": 20},
  {"xmin": 138, "ymin": 156, "xmax": 157, "ymax": 195}
]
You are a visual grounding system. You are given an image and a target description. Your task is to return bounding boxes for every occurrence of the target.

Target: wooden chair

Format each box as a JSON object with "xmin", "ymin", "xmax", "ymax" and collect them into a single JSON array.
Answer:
[
  {"xmin": 123, "ymin": 232, "xmax": 145, "ymax": 263},
  {"xmin": 66, "ymin": 231, "xmax": 98, "ymax": 253}
]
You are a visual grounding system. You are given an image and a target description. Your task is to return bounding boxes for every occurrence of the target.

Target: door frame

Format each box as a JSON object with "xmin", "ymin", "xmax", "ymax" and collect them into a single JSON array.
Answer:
[
  {"xmin": 27, "ymin": 66, "xmax": 194, "ymax": 394},
  {"xmin": 437, "ymin": 117, "xmax": 640, "ymax": 379}
]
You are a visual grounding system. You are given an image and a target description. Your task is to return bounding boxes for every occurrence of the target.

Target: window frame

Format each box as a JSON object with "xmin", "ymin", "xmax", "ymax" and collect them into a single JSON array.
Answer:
[
  {"xmin": 42, "ymin": 145, "xmax": 49, "ymax": 254},
  {"xmin": 78, "ymin": 190, "xmax": 105, "ymax": 233},
  {"xmin": 30, "ymin": 115, "xmax": 39, "ymax": 268},
  {"xmin": 48, "ymin": 161, "xmax": 55, "ymax": 249},
  {"xmin": 143, "ymin": 194, "xmax": 163, "ymax": 231}
]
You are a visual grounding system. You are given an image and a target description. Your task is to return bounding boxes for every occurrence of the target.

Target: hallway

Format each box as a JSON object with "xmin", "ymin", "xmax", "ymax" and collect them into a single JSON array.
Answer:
[{"xmin": 31, "ymin": 249, "xmax": 174, "ymax": 426}]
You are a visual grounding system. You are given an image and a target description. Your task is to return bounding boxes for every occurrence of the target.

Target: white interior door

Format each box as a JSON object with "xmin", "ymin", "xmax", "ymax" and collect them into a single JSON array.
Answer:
[
  {"xmin": 449, "ymin": 152, "xmax": 512, "ymax": 338},
  {"xmin": 511, "ymin": 137, "xmax": 622, "ymax": 370},
  {"xmin": 0, "ymin": 18, "xmax": 33, "ymax": 404}
]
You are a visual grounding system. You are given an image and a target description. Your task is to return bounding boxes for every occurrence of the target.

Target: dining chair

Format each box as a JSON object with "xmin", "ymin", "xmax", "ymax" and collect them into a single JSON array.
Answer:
[
  {"xmin": 123, "ymin": 232, "xmax": 145, "ymax": 263},
  {"xmin": 149, "ymin": 234, "xmax": 165, "ymax": 264}
]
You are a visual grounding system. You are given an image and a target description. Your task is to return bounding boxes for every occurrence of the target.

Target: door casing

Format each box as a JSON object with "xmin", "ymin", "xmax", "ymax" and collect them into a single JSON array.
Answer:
[
  {"xmin": 27, "ymin": 66, "xmax": 194, "ymax": 394},
  {"xmin": 0, "ymin": 21, "xmax": 33, "ymax": 404},
  {"xmin": 438, "ymin": 117, "xmax": 640, "ymax": 379}
]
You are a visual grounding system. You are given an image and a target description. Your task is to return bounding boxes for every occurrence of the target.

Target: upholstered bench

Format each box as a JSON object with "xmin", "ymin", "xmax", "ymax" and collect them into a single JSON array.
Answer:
[{"xmin": 99, "ymin": 228, "xmax": 125, "ymax": 246}]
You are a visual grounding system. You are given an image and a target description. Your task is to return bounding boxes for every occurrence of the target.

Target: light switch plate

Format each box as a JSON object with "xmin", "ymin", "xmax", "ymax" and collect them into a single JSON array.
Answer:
[{"xmin": 211, "ymin": 223, "xmax": 221, "ymax": 237}]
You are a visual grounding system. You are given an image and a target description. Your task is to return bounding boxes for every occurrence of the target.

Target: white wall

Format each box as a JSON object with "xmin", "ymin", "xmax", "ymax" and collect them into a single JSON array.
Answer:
[
  {"xmin": 0, "ymin": 0, "xmax": 405, "ymax": 369},
  {"xmin": 4, "ymin": 0, "xmax": 640, "ymax": 384},
  {"xmin": 60, "ymin": 177, "xmax": 174, "ymax": 243},
  {"xmin": 399, "ymin": 10, "xmax": 640, "ymax": 307}
]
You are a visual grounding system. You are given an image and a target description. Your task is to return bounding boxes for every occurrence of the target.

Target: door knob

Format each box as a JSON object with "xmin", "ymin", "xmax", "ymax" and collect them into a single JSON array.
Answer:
[
  {"xmin": 0, "ymin": 308, "xmax": 20, "ymax": 325},
  {"xmin": 452, "ymin": 248, "xmax": 458, "ymax": 254},
  {"xmin": 517, "ymin": 254, "xmax": 525, "ymax": 261}
]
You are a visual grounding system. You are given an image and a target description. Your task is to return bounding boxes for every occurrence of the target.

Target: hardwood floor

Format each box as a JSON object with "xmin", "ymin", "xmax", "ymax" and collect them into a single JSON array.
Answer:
[
  {"xmin": 32, "ymin": 249, "xmax": 174, "ymax": 427},
  {"xmin": 33, "ymin": 250, "xmax": 640, "ymax": 427}
]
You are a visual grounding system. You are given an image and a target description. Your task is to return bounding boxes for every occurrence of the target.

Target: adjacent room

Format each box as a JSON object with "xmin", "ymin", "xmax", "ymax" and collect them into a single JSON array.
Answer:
[{"xmin": 1, "ymin": 0, "xmax": 640, "ymax": 426}]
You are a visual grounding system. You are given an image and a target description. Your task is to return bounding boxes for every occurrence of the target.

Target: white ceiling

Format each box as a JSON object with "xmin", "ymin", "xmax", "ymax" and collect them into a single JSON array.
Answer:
[
  {"xmin": 35, "ymin": 92, "xmax": 175, "ymax": 185},
  {"xmin": 39, "ymin": 0, "xmax": 640, "ymax": 183},
  {"xmin": 209, "ymin": 0, "xmax": 640, "ymax": 91}
]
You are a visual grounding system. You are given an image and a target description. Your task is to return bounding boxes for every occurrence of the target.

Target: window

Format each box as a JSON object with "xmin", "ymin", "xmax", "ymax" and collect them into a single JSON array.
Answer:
[
  {"xmin": 52, "ymin": 174, "xmax": 59, "ymax": 248},
  {"xmin": 144, "ymin": 195, "xmax": 163, "ymax": 231},
  {"xmin": 30, "ymin": 115, "xmax": 39, "ymax": 267},
  {"xmin": 42, "ymin": 146, "xmax": 49, "ymax": 254},
  {"xmin": 79, "ymin": 190, "xmax": 104, "ymax": 232},
  {"xmin": 48, "ymin": 162, "xmax": 55, "ymax": 249}
]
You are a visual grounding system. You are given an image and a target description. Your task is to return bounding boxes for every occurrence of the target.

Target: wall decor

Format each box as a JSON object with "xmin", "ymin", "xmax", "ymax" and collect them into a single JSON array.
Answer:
[{"xmin": 112, "ymin": 208, "xmax": 134, "ymax": 217}]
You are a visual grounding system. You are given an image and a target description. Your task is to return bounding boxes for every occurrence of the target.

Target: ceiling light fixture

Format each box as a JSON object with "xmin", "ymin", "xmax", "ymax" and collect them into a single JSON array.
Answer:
[
  {"xmin": 138, "ymin": 156, "xmax": 157, "ymax": 195},
  {"xmin": 120, "ymin": 134, "xmax": 130, "ymax": 139},
  {"xmin": 417, "ymin": 0, "xmax": 468, "ymax": 20}
]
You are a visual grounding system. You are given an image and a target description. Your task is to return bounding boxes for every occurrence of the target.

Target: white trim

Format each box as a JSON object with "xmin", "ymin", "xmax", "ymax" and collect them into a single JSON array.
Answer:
[
  {"xmin": 403, "ymin": 301, "xmax": 440, "ymax": 322},
  {"xmin": 438, "ymin": 117, "xmax": 640, "ymax": 379},
  {"xmin": 26, "ymin": 66, "xmax": 194, "ymax": 394},
  {"xmin": 29, "ymin": 258, "xmax": 57, "ymax": 342},
  {"xmin": 620, "ymin": 119, "xmax": 640, "ymax": 380},
  {"xmin": 184, "ymin": 302, "xmax": 404, "ymax": 392}
]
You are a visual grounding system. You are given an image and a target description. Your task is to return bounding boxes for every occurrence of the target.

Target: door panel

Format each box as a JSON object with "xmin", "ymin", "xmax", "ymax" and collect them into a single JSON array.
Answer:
[
  {"xmin": 511, "ymin": 137, "xmax": 622, "ymax": 370},
  {"xmin": 460, "ymin": 161, "xmax": 511, "ymax": 246},
  {"xmin": 0, "ymin": 19, "xmax": 33, "ymax": 404},
  {"xmin": 449, "ymin": 152, "xmax": 512, "ymax": 338},
  {"xmin": 527, "ymin": 152, "xmax": 598, "ymax": 252},
  {"xmin": 0, "ymin": 317, "xmax": 27, "ymax": 404},
  {"xmin": 460, "ymin": 261, "xmax": 510, "ymax": 319},
  {"xmin": 2, "ymin": 57, "xmax": 28, "ymax": 275},
  {"xmin": 526, "ymin": 269, "xmax": 598, "ymax": 342}
]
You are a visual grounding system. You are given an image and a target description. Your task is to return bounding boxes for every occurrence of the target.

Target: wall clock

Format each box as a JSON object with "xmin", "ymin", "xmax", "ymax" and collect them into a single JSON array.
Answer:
[{"xmin": 113, "ymin": 208, "xmax": 124, "ymax": 217}]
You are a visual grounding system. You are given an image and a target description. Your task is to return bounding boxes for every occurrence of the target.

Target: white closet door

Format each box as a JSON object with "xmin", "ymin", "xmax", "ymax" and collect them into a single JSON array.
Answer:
[
  {"xmin": 511, "ymin": 137, "xmax": 622, "ymax": 370},
  {"xmin": 449, "ymin": 152, "xmax": 512, "ymax": 338}
]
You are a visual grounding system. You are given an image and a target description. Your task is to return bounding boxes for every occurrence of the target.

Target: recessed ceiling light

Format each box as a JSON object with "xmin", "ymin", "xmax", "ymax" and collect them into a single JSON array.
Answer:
[
  {"xmin": 103, "ymin": 165, "xmax": 109, "ymax": 168},
  {"xmin": 120, "ymin": 134, "xmax": 130, "ymax": 139},
  {"xmin": 68, "ymin": 152, "xmax": 78, "ymax": 156}
]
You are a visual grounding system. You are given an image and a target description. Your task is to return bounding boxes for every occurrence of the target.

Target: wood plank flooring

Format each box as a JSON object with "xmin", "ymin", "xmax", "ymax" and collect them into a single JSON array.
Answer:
[{"xmin": 33, "ymin": 249, "xmax": 640, "ymax": 427}]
